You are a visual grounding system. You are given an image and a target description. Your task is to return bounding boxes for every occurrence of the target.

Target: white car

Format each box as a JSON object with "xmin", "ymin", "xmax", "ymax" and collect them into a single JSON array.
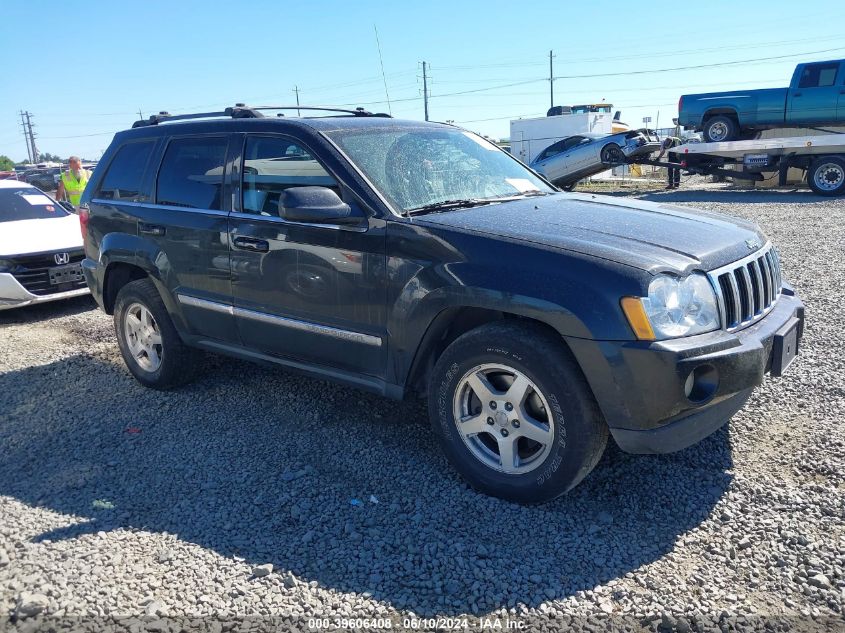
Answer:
[{"xmin": 0, "ymin": 181, "xmax": 89, "ymax": 310}]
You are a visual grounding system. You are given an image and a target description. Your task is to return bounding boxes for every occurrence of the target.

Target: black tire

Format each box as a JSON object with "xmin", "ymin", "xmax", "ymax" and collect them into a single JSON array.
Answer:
[
  {"xmin": 600, "ymin": 143, "xmax": 625, "ymax": 165},
  {"xmin": 428, "ymin": 321, "xmax": 608, "ymax": 503},
  {"xmin": 807, "ymin": 156, "xmax": 845, "ymax": 197},
  {"xmin": 702, "ymin": 115, "xmax": 739, "ymax": 142},
  {"xmin": 113, "ymin": 278, "xmax": 200, "ymax": 389}
]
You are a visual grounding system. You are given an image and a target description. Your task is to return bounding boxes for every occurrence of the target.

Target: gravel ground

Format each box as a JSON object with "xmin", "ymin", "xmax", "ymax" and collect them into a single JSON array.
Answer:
[{"xmin": 1, "ymin": 185, "xmax": 843, "ymax": 632}]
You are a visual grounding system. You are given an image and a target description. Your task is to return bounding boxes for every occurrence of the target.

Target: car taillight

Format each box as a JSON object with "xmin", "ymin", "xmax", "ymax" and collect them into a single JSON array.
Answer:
[{"xmin": 79, "ymin": 206, "xmax": 90, "ymax": 239}]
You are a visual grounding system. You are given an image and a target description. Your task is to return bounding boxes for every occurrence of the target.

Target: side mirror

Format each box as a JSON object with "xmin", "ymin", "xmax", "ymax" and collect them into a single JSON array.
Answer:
[
  {"xmin": 58, "ymin": 200, "xmax": 76, "ymax": 213},
  {"xmin": 278, "ymin": 187, "xmax": 363, "ymax": 225}
]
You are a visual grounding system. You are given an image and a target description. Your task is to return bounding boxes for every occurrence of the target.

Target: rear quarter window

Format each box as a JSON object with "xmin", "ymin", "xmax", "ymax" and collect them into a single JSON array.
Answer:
[{"xmin": 96, "ymin": 140, "xmax": 156, "ymax": 202}]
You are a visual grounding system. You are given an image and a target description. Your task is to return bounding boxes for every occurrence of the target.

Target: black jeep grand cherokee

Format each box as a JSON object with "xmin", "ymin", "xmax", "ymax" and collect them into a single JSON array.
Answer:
[{"xmin": 79, "ymin": 106, "xmax": 804, "ymax": 503}]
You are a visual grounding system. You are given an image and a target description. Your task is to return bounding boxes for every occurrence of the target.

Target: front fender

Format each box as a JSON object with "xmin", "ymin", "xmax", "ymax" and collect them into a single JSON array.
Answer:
[{"xmin": 386, "ymin": 250, "xmax": 644, "ymax": 387}]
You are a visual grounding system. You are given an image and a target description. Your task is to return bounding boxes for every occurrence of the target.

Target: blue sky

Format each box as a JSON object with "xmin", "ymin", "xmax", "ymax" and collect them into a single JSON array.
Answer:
[{"xmin": 1, "ymin": 0, "xmax": 843, "ymax": 161}]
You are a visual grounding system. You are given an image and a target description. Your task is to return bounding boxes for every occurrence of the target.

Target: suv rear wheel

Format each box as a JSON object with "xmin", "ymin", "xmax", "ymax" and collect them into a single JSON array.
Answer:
[
  {"xmin": 114, "ymin": 278, "xmax": 200, "ymax": 389},
  {"xmin": 428, "ymin": 321, "xmax": 608, "ymax": 503}
]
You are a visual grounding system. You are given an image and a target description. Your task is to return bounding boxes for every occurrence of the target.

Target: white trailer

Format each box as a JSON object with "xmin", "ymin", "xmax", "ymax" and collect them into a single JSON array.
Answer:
[
  {"xmin": 510, "ymin": 112, "xmax": 613, "ymax": 165},
  {"xmin": 631, "ymin": 133, "xmax": 845, "ymax": 196}
]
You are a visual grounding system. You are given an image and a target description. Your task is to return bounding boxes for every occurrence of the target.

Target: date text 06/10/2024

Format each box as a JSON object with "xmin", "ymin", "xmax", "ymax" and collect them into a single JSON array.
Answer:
[{"xmin": 306, "ymin": 616, "xmax": 526, "ymax": 629}]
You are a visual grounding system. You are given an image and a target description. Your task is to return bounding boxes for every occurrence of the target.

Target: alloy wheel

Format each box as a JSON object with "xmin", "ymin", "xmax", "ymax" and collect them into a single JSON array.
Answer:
[
  {"xmin": 124, "ymin": 302, "xmax": 163, "ymax": 372},
  {"xmin": 452, "ymin": 363, "xmax": 555, "ymax": 474}
]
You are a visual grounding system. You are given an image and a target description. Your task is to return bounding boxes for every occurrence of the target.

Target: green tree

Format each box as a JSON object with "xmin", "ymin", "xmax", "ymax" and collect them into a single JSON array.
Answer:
[
  {"xmin": 38, "ymin": 152, "xmax": 64, "ymax": 163},
  {"xmin": 0, "ymin": 155, "xmax": 14, "ymax": 171}
]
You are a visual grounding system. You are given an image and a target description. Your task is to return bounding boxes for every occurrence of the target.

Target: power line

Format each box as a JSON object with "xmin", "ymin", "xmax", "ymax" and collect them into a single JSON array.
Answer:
[
  {"xmin": 434, "ymin": 33, "xmax": 844, "ymax": 73},
  {"xmin": 552, "ymin": 46, "xmax": 845, "ymax": 80}
]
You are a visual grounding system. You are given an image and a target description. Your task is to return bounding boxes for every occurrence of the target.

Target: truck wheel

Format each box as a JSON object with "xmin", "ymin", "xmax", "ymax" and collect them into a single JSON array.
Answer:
[
  {"xmin": 114, "ymin": 278, "xmax": 200, "ymax": 389},
  {"xmin": 600, "ymin": 143, "xmax": 625, "ymax": 164},
  {"xmin": 428, "ymin": 321, "xmax": 608, "ymax": 503},
  {"xmin": 808, "ymin": 157, "xmax": 845, "ymax": 196},
  {"xmin": 703, "ymin": 115, "xmax": 738, "ymax": 142}
]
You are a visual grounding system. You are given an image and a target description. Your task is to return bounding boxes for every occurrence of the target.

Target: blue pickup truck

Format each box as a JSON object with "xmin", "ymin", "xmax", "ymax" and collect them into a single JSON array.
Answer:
[{"xmin": 678, "ymin": 59, "xmax": 845, "ymax": 142}]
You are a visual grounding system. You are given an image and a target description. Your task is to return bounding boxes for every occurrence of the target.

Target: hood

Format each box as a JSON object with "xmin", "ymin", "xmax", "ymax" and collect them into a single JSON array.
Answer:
[
  {"xmin": 0, "ymin": 214, "xmax": 83, "ymax": 257},
  {"xmin": 414, "ymin": 192, "xmax": 766, "ymax": 274}
]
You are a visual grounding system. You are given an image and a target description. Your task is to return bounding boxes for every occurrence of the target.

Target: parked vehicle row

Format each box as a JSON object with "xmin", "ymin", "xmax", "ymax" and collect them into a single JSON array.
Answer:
[{"xmin": 77, "ymin": 105, "xmax": 803, "ymax": 503}]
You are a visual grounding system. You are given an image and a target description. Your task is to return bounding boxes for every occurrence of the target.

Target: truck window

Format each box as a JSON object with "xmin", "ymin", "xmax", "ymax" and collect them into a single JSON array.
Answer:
[
  {"xmin": 798, "ymin": 63, "xmax": 839, "ymax": 88},
  {"xmin": 96, "ymin": 140, "xmax": 155, "ymax": 202}
]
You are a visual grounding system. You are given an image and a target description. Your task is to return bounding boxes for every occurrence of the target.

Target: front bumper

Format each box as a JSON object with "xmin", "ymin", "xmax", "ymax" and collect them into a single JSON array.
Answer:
[
  {"xmin": 0, "ymin": 272, "xmax": 89, "ymax": 311},
  {"xmin": 566, "ymin": 287, "xmax": 804, "ymax": 454}
]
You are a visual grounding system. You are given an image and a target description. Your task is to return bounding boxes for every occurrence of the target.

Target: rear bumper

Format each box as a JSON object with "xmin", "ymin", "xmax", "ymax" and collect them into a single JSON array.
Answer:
[
  {"xmin": 0, "ymin": 272, "xmax": 89, "ymax": 311},
  {"xmin": 566, "ymin": 287, "xmax": 804, "ymax": 454},
  {"xmin": 81, "ymin": 257, "xmax": 106, "ymax": 311}
]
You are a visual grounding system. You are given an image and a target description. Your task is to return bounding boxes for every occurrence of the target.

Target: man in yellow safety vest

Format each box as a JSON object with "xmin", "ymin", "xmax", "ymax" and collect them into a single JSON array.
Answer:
[{"xmin": 56, "ymin": 156, "xmax": 91, "ymax": 207}]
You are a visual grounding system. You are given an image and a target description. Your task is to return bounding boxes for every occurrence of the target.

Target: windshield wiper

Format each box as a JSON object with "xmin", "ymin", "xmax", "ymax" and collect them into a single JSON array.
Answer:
[
  {"xmin": 406, "ymin": 198, "xmax": 490, "ymax": 216},
  {"xmin": 405, "ymin": 191, "xmax": 553, "ymax": 216}
]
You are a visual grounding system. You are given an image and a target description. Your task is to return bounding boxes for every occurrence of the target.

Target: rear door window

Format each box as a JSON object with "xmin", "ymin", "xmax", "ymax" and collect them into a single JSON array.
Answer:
[
  {"xmin": 798, "ymin": 63, "xmax": 839, "ymax": 88},
  {"xmin": 156, "ymin": 137, "xmax": 228, "ymax": 210},
  {"xmin": 96, "ymin": 140, "xmax": 156, "ymax": 201}
]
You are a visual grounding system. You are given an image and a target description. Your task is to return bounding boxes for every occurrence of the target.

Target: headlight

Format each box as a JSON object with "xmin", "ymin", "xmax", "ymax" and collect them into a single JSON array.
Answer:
[{"xmin": 623, "ymin": 273, "xmax": 720, "ymax": 340}]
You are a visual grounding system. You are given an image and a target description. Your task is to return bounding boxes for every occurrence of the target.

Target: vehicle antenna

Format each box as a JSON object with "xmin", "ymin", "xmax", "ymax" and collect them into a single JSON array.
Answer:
[{"xmin": 373, "ymin": 25, "xmax": 392, "ymax": 116}]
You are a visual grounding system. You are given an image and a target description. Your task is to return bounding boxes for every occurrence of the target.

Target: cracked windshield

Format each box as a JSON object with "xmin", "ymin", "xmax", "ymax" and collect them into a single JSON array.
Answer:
[{"xmin": 328, "ymin": 128, "xmax": 552, "ymax": 212}]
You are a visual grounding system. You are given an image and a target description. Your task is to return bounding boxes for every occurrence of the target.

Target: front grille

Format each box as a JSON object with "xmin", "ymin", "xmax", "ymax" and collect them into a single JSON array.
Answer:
[
  {"xmin": 709, "ymin": 244, "xmax": 782, "ymax": 331},
  {"xmin": 9, "ymin": 249, "xmax": 86, "ymax": 296}
]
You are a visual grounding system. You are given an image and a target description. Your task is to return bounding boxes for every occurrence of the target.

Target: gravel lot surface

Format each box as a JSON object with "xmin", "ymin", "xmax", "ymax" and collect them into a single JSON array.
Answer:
[{"xmin": 1, "ymin": 185, "xmax": 843, "ymax": 632}]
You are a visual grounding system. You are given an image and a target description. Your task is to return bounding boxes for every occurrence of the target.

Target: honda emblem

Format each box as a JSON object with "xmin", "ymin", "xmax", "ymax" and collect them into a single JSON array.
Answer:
[{"xmin": 54, "ymin": 252, "xmax": 70, "ymax": 265}]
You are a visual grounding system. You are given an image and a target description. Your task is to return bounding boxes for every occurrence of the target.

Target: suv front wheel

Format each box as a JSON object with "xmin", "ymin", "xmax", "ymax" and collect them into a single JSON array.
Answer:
[
  {"xmin": 428, "ymin": 321, "xmax": 608, "ymax": 503},
  {"xmin": 114, "ymin": 278, "xmax": 199, "ymax": 389}
]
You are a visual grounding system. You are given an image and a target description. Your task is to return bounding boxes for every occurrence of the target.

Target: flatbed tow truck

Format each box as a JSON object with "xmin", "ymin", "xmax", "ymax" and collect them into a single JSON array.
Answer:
[{"xmin": 624, "ymin": 133, "xmax": 845, "ymax": 196}]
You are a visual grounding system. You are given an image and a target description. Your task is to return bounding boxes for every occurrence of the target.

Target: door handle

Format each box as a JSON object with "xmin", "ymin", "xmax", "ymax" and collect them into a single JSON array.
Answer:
[
  {"xmin": 233, "ymin": 236, "xmax": 269, "ymax": 253},
  {"xmin": 138, "ymin": 222, "xmax": 166, "ymax": 236}
]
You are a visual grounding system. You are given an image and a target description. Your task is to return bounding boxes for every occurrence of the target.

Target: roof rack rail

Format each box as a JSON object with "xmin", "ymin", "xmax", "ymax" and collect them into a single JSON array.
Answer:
[
  {"xmin": 131, "ymin": 104, "xmax": 391, "ymax": 128},
  {"xmin": 131, "ymin": 105, "xmax": 262, "ymax": 128},
  {"xmin": 249, "ymin": 105, "xmax": 391, "ymax": 118}
]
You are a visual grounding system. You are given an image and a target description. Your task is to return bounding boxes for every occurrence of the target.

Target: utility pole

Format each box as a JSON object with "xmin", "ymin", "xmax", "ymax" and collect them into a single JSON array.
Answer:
[
  {"xmin": 293, "ymin": 86, "xmax": 301, "ymax": 117},
  {"xmin": 549, "ymin": 50, "xmax": 555, "ymax": 110},
  {"xmin": 25, "ymin": 112, "xmax": 38, "ymax": 163},
  {"xmin": 138, "ymin": 108, "xmax": 144, "ymax": 121},
  {"xmin": 19, "ymin": 111, "xmax": 32, "ymax": 163},
  {"xmin": 422, "ymin": 62, "xmax": 429, "ymax": 121}
]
